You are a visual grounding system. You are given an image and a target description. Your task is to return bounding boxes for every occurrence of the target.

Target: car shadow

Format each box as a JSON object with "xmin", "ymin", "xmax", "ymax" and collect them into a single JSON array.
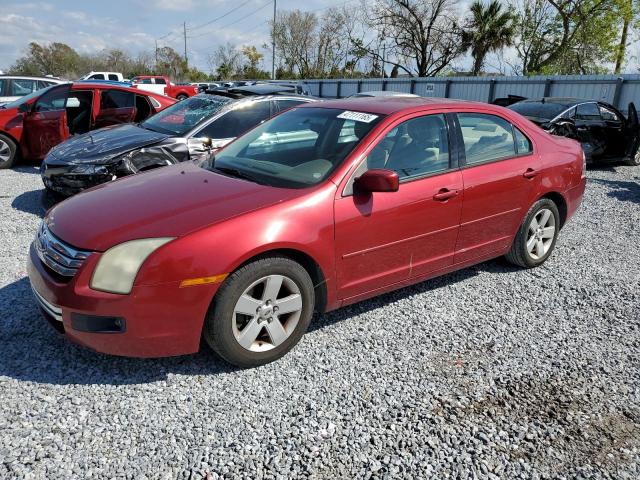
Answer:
[
  {"xmin": 0, "ymin": 259, "xmax": 515, "ymax": 386},
  {"xmin": 590, "ymin": 178, "xmax": 640, "ymax": 204},
  {"xmin": 11, "ymin": 189, "xmax": 54, "ymax": 218},
  {"xmin": 312, "ymin": 258, "xmax": 519, "ymax": 331}
]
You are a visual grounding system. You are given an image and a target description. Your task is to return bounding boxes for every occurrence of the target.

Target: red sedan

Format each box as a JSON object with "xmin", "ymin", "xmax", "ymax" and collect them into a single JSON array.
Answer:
[
  {"xmin": 27, "ymin": 97, "xmax": 586, "ymax": 367},
  {"xmin": 0, "ymin": 82, "xmax": 175, "ymax": 168}
]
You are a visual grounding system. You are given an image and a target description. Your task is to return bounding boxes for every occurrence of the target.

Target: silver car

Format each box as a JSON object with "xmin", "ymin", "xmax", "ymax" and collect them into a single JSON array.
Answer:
[{"xmin": 0, "ymin": 75, "xmax": 65, "ymax": 105}]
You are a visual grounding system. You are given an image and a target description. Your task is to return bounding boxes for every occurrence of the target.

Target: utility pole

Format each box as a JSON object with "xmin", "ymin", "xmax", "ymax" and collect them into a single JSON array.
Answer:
[
  {"xmin": 183, "ymin": 21, "xmax": 188, "ymax": 67},
  {"xmin": 381, "ymin": 43, "xmax": 386, "ymax": 80},
  {"xmin": 271, "ymin": 0, "xmax": 276, "ymax": 80},
  {"xmin": 155, "ymin": 39, "xmax": 158, "ymax": 68}
]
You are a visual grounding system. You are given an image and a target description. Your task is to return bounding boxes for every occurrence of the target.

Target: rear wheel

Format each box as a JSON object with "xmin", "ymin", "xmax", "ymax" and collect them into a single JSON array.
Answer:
[
  {"xmin": 0, "ymin": 134, "xmax": 18, "ymax": 169},
  {"xmin": 203, "ymin": 256, "xmax": 315, "ymax": 368},
  {"xmin": 505, "ymin": 199, "xmax": 560, "ymax": 268}
]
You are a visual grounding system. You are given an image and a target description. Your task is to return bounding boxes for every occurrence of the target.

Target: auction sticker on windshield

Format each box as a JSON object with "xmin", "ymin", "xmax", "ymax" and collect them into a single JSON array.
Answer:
[{"xmin": 337, "ymin": 111, "xmax": 379, "ymax": 123}]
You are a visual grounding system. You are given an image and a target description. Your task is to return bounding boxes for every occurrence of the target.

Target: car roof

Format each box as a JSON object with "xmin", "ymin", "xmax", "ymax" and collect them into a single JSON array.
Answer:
[
  {"xmin": 518, "ymin": 97, "xmax": 591, "ymax": 106},
  {"xmin": 351, "ymin": 91, "xmax": 419, "ymax": 98},
  {"xmin": 297, "ymin": 96, "xmax": 486, "ymax": 115},
  {"xmin": 0, "ymin": 75, "xmax": 63, "ymax": 81},
  {"xmin": 227, "ymin": 84, "xmax": 300, "ymax": 96}
]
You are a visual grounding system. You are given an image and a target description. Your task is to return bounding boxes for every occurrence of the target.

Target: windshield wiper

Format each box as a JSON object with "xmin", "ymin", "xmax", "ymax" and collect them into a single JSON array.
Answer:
[{"xmin": 212, "ymin": 166, "xmax": 262, "ymax": 184}]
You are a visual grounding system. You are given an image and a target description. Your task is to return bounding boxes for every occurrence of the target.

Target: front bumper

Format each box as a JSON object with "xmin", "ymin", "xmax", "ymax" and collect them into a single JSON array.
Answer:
[
  {"xmin": 41, "ymin": 162, "xmax": 118, "ymax": 196},
  {"xmin": 27, "ymin": 243, "xmax": 217, "ymax": 357}
]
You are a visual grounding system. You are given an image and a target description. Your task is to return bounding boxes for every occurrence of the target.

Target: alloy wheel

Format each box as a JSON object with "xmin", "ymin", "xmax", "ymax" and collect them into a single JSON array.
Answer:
[
  {"xmin": 526, "ymin": 208, "xmax": 556, "ymax": 260},
  {"xmin": 232, "ymin": 274, "xmax": 303, "ymax": 352},
  {"xmin": 0, "ymin": 138, "xmax": 11, "ymax": 165}
]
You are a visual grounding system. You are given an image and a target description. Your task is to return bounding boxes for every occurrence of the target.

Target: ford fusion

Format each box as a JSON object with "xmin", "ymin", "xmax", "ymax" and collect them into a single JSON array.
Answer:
[{"xmin": 28, "ymin": 98, "xmax": 586, "ymax": 367}]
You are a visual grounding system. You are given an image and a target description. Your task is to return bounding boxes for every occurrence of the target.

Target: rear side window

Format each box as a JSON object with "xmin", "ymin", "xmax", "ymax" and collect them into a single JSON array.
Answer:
[
  {"xmin": 598, "ymin": 105, "xmax": 619, "ymax": 121},
  {"xmin": 108, "ymin": 74, "xmax": 119, "ymax": 81},
  {"xmin": 155, "ymin": 78, "xmax": 167, "ymax": 85},
  {"xmin": 514, "ymin": 127, "xmax": 532, "ymax": 154},
  {"xmin": 100, "ymin": 90, "xmax": 134, "ymax": 109},
  {"xmin": 576, "ymin": 103, "xmax": 600, "ymax": 121},
  {"xmin": 11, "ymin": 79, "xmax": 38, "ymax": 96},
  {"xmin": 458, "ymin": 113, "xmax": 516, "ymax": 165},
  {"xmin": 201, "ymin": 101, "xmax": 271, "ymax": 139},
  {"xmin": 0, "ymin": 79, "xmax": 6, "ymax": 96}
]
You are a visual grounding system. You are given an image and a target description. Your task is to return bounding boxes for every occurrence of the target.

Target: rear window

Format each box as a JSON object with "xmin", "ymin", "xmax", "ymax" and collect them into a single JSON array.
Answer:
[
  {"xmin": 509, "ymin": 101, "xmax": 570, "ymax": 120},
  {"xmin": 100, "ymin": 90, "xmax": 134, "ymax": 109}
]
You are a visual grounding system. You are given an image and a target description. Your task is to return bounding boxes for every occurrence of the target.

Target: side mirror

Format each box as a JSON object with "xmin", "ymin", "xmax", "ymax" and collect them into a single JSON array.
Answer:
[
  {"xmin": 18, "ymin": 102, "xmax": 31, "ymax": 114},
  {"xmin": 354, "ymin": 169, "xmax": 399, "ymax": 193}
]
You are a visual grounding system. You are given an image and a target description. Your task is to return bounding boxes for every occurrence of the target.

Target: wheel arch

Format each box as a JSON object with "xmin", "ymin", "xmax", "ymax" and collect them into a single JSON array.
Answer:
[
  {"xmin": 538, "ymin": 191, "xmax": 568, "ymax": 228},
  {"xmin": 228, "ymin": 247, "xmax": 328, "ymax": 314}
]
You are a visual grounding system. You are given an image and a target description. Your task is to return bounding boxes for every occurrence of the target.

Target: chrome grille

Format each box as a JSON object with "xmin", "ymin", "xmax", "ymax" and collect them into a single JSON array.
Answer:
[{"xmin": 34, "ymin": 222, "xmax": 91, "ymax": 277}]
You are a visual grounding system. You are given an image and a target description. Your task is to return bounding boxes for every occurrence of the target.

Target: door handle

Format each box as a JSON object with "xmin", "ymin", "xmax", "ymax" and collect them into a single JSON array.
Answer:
[
  {"xmin": 523, "ymin": 168, "xmax": 538, "ymax": 179},
  {"xmin": 433, "ymin": 188, "xmax": 459, "ymax": 201}
]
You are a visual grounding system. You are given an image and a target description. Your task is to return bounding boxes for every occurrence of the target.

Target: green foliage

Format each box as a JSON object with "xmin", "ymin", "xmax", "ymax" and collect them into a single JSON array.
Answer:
[{"xmin": 463, "ymin": 0, "xmax": 517, "ymax": 75}]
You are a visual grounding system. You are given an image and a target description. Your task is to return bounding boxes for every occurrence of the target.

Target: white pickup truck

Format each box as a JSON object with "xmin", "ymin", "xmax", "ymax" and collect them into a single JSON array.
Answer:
[{"xmin": 79, "ymin": 72, "xmax": 125, "ymax": 82}]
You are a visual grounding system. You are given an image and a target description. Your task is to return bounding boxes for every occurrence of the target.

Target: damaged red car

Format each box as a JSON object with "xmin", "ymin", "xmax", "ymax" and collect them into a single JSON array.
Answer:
[
  {"xmin": 0, "ymin": 82, "xmax": 175, "ymax": 169},
  {"xmin": 28, "ymin": 97, "xmax": 586, "ymax": 367}
]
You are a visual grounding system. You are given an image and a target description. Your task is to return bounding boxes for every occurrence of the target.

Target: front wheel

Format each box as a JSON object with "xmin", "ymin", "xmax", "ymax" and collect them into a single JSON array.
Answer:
[
  {"xmin": 625, "ymin": 149, "xmax": 640, "ymax": 166},
  {"xmin": 505, "ymin": 199, "xmax": 560, "ymax": 268},
  {"xmin": 203, "ymin": 257, "xmax": 315, "ymax": 368},
  {"xmin": 176, "ymin": 94, "xmax": 188, "ymax": 101}
]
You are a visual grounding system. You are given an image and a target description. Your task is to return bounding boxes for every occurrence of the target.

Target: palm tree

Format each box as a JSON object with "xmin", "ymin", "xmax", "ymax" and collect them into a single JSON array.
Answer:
[{"xmin": 462, "ymin": 0, "xmax": 516, "ymax": 76}]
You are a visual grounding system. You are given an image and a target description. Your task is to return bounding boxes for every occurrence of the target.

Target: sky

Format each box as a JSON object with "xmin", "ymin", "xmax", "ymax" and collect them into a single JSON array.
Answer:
[{"xmin": 0, "ymin": 0, "xmax": 344, "ymax": 73}]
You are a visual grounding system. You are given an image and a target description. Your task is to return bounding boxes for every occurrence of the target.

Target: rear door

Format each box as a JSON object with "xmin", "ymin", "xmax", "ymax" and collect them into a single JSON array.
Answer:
[
  {"xmin": 453, "ymin": 112, "xmax": 541, "ymax": 264},
  {"xmin": 24, "ymin": 84, "xmax": 71, "ymax": 160},
  {"xmin": 95, "ymin": 89, "xmax": 136, "ymax": 128}
]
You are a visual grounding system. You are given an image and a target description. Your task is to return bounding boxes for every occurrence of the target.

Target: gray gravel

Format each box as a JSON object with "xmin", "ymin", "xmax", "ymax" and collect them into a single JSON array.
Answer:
[{"xmin": 1, "ymin": 163, "xmax": 639, "ymax": 479}]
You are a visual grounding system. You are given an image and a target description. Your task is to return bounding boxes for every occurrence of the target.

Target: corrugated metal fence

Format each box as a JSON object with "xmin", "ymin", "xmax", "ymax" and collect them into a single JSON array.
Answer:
[{"xmin": 301, "ymin": 74, "xmax": 640, "ymax": 111}]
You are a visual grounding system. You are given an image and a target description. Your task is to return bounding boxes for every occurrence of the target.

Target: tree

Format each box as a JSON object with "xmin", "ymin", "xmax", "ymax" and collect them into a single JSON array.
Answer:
[
  {"xmin": 155, "ymin": 46, "xmax": 188, "ymax": 79},
  {"xmin": 271, "ymin": 7, "xmax": 364, "ymax": 78},
  {"xmin": 352, "ymin": 0, "xmax": 464, "ymax": 77},
  {"xmin": 462, "ymin": 0, "xmax": 516, "ymax": 75},
  {"xmin": 9, "ymin": 42, "xmax": 81, "ymax": 77},
  {"xmin": 512, "ymin": 0, "xmax": 620, "ymax": 74}
]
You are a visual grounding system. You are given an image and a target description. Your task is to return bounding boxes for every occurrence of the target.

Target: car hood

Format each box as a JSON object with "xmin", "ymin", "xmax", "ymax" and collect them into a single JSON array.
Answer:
[
  {"xmin": 46, "ymin": 162, "xmax": 303, "ymax": 251},
  {"xmin": 46, "ymin": 123, "xmax": 170, "ymax": 165}
]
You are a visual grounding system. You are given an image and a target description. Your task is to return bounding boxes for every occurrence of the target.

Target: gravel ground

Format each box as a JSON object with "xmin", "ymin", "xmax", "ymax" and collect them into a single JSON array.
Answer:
[{"xmin": 0, "ymin": 164, "xmax": 639, "ymax": 479}]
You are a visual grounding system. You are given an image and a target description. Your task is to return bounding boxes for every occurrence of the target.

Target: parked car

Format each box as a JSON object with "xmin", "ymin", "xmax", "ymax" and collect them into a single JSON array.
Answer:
[
  {"xmin": 266, "ymin": 81, "xmax": 311, "ymax": 96},
  {"xmin": 131, "ymin": 76, "xmax": 199, "ymax": 100},
  {"xmin": 79, "ymin": 72, "xmax": 125, "ymax": 82},
  {"xmin": 192, "ymin": 82, "xmax": 220, "ymax": 92},
  {"xmin": 0, "ymin": 82, "xmax": 175, "ymax": 169},
  {"xmin": 508, "ymin": 97, "xmax": 640, "ymax": 166},
  {"xmin": 28, "ymin": 97, "xmax": 585, "ymax": 367},
  {"xmin": 41, "ymin": 93, "xmax": 316, "ymax": 196},
  {"xmin": 0, "ymin": 75, "xmax": 65, "ymax": 105},
  {"xmin": 349, "ymin": 91, "xmax": 419, "ymax": 98},
  {"xmin": 213, "ymin": 84, "xmax": 311, "ymax": 97}
]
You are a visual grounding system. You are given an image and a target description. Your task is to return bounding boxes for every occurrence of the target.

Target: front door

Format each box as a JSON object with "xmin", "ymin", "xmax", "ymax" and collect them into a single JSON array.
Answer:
[
  {"xmin": 335, "ymin": 113, "xmax": 463, "ymax": 301},
  {"xmin": 454, "ymin": 112, "xmax": 541, "ymax": 264},
  {"xmin": 24, "ymin": 84, "xmax": 71, "ymax": 160}
]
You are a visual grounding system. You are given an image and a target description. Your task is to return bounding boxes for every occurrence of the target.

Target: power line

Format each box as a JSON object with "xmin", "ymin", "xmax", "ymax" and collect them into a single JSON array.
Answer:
[
  {"xmin": 187, "ymin": 0, "xmax": 255, "ymax": 32},
  {"xmin": 187, "ymin": 0, "xmax": 273, "ymax": 39}
]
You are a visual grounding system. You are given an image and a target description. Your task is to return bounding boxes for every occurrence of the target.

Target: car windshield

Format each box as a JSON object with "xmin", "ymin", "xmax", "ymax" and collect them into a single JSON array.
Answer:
[
  {"xmin": 2, "ymin": 84, "xmax": 58, "ymax": 109},
  {"xmin": 140, "ymin": 95, "xmax": 232, "ymax": 135},
  {"xmin": 509, "ymin": 101, "xmax": 572, "ymax": 120},
  {"xmin": 206, "ymin": 107, "xmax": 384, "ymax": 188}
]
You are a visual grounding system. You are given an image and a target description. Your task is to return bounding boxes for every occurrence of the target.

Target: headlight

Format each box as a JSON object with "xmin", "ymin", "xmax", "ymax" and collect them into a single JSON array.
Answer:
[
  {"xmin": 90, "ymin": 238, "xmax": 174, "ymax": 294},
  {"xmin": 68, "ymin": 164, "xmax": 110, "ymax": 175}
]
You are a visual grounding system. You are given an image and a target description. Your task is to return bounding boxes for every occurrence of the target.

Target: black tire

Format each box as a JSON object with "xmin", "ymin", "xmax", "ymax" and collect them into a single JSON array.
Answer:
[
  {"xmin": 505, "ymin": 198, "xmax": 560, "ymax": 268},
  {"xmin": 625, "ymin": 149, "xmax": 640, "ymax": 166},
  {"xmin": 0, "ymin": 133, "xmax": 18, "ymax": 169},
  {"xmin": 203, "ymin": 256, "xmax": 315, "ymax": 368},
  {"xmin": 176, "ymin": 94, "xmax": 188, "ymax": 101}
]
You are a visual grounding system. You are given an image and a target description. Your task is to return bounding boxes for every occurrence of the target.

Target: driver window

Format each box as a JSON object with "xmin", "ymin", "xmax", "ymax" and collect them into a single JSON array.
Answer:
[
  {"xmin": 34, "ymin": 87, "xmax": 68, "ymax": 112},
  {"xmin": 363, "ymin": 114, "xmax": 450, "ymax": 180}
]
